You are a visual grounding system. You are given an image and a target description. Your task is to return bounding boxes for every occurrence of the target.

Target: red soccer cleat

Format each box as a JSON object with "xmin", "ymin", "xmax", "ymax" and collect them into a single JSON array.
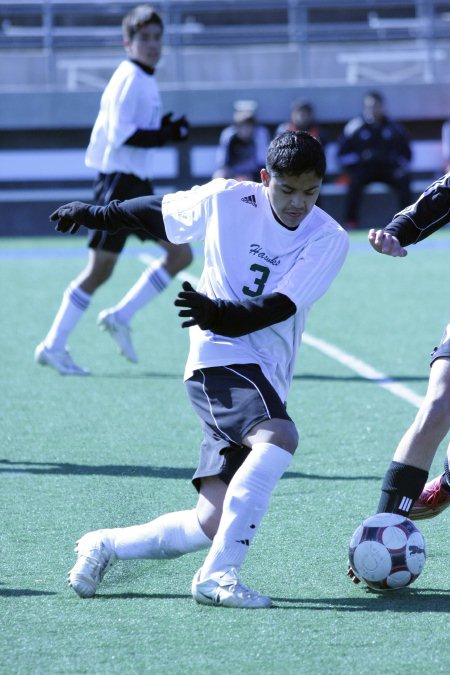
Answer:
[
  {"xmin": 410, "ymin": 473, "xmax": 450, "ymax": 520},
  {"xmin": 346, "ymin": 562, "xmax": 361, "ymax": 585}
]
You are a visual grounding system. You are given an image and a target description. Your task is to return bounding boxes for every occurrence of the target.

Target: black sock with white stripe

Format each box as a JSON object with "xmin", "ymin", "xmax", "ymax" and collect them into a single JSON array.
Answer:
[{"xmin": 376, "ymin": 461, "xmax": 428, "ymax": 516}]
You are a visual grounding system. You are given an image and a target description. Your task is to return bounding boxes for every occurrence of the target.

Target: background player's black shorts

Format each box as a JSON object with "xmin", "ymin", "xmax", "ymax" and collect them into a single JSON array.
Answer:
[
  {"xmin": 185, "ymin": 363, "xmax": 294, "ymax": 491},
  {"xmin": 430, "ymin": 319, "xmax": 450, "ymax": 365},
  {"xmin": 88, "ymin": 172, "xmax": 157, "ymax": 254}
]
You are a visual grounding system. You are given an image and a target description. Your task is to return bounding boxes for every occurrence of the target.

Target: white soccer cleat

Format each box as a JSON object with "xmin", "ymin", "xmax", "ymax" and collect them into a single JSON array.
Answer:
[
  {"xmin": 68, "ymin": 530, "xmax": 116, "ymax": 598},
  {"xmin": 34, "ymin": 342, "xmax": 90, "ymax": 376},
  {"xmin": 97, "ymin": 310, "xmax": 138, "ymax": 363},
  {"xmin": 191, "ymin": 567, "xmax": 272, "ymax": 609}
]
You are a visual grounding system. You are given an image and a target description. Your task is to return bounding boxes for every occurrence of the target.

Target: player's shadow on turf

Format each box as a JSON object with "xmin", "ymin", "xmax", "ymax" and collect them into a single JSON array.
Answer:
[
  {"xmin": 272, "ymin": 590, "xmax": 450, "ymax": 612},
  {"xmin": 81, "ymin": 372, "xmax": 429, "ymax": 383},
  {"xmin": 0, "ymin": 588, "xmax": 57, "ymax": 597},
  {"xmin": 293, "ymin": 373, "xmax": 429, "ymax": 383},
  {"xmin": 0, "ymin": 459, "xmax": 380, "ymax": 481},
  {"xmin": 98, "ymin": 371, "xmax": 181, "ymax": 380},
  {"xmin": 96, "ymin": 592, "xmax": 191, "ymax": 600}
]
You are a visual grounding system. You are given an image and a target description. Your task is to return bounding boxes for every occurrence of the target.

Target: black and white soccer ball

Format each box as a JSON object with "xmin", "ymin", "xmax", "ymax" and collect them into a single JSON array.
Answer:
[{"xmin": 349, "ymin": 512, "xmax": 426, "ymax": 591}]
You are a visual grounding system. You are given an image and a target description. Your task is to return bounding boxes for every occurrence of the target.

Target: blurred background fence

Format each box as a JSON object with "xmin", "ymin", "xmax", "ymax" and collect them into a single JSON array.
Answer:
[{"xmin": 1, "ymin": 0, "xmax": 450, "ymax": 233}]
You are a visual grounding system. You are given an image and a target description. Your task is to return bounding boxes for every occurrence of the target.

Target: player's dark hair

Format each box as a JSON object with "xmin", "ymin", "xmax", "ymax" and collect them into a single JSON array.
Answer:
[
  {"xmin": 364, "ymin": 90, "xmax": 384, "ymax": 104},
  {"xmin": 266, "ymin": 131, "xmax": 326, "ymax": 178},
  {"xmin": 122, "ymin": 4, "xmax": 163, "ymax": 42}
]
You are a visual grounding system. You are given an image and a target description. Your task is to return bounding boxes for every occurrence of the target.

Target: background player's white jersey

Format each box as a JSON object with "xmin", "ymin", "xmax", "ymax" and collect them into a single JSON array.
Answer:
[
  {"xmin": 163, "ymin": 178, "xmax": 349, "ymax": 402},
  {"xmin": 85, "ymin": 60, "xmax": 162, "ymax": 180}
]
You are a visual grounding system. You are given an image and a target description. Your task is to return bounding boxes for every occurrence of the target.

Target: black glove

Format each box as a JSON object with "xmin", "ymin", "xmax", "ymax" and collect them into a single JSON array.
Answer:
[
  {"xmin": 174, "ymin": 281, "xmax": 218, "ymax": 330},
  {"xmin": 159, "ymin": 114, "xmax": 190, "ymax": 143},
  {"xmin": 49, "ymin": 201, "xmax": 90, "ymax": 234},
  {"xmin": 161, "ymin": 111, "xmax": 174, "ymax": 127}
]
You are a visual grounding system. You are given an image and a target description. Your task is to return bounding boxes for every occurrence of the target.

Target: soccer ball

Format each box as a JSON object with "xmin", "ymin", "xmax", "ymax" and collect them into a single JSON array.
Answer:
[{"xmin": 348, "ymin": 512, "xmax": 426, "ymax": 591}]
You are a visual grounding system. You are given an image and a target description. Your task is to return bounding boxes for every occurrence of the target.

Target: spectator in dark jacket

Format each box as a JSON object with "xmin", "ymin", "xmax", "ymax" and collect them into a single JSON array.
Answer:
[
  {"xmin": 275, "ymin": 100, "xmax": 328, "ymax": 148},
  {"xmin": 337, "ymin": 91, "xmax": 412, "ymax": 230},
  {"xmin": 213, "ymin": 100, "xmax": 271, "ymax": 182}
]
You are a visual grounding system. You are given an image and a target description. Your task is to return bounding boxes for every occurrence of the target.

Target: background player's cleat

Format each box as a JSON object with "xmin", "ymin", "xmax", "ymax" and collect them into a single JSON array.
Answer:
[
  {"xmin": 97, "ymin": 310, "xmax": 138, "ymax": 363},
  {"xmin": 191, "ymin": 567, "xmax": 272, "ymax": 608},
  {"xmin": 409, "ymin": 473, "xmax": 450, "ymax": 520},
  {"xmin": 34, "ymin": 342, "xmax": 90, "ymax": 375},
  {"xmin": 68, "ymin": 530, "xmax": 116, "ymax": 598}
]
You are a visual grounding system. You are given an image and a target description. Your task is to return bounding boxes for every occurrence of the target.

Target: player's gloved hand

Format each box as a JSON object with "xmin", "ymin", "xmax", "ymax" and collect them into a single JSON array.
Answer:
[
  {"xmin": 161, "ymin": 111, "xmax": 174, "ymax": 127},
  {"xmin": 50, "ymin": 201, "xmax": 89, "ymax": 234},
  {"xmin": 159, "ymin": 114, "xmax": 190, "ymax": 143},
  {"xmin": 346, "ymin": 562, "xmax": 361, "ymax": 585},
  {"xmin": 174, "ymin": 281, "xmax": 218, "ymax": 330}
]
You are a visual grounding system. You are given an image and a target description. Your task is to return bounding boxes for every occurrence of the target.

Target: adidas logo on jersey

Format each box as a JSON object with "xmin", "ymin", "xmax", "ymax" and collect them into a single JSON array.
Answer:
[{"xmin": 241, "ymin": 195, "xmax": 257, "ymax": 207}]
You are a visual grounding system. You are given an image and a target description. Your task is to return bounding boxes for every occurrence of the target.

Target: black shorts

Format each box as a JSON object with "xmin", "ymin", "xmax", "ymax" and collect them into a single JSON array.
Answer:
[
  {"xmin": 185, "ymin": 363, "xmax": 293, "ymax": 491},
  {"xmin": 430, "ymin": 319, "xmax": 450, "ymax": 365},
  {"xmin": 88, "ymin": 172, "xmax": 157, "ymax": 254}
]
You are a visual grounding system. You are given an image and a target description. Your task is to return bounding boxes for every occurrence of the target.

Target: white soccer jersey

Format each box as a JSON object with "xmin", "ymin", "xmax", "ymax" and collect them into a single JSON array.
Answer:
[
  {"xmin": 163, "ymin": 179, "xmax": 349, "ymax": 402},
  {"xmin": 85, "ymin": 60, "xmax": 162, "ymax": 180}
]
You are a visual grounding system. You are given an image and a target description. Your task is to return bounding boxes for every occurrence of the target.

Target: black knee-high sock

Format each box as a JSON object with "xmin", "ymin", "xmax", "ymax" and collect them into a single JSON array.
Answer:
[{"xmin": 377, "ymin": 461, "xmax": 429, "ymax": 515}]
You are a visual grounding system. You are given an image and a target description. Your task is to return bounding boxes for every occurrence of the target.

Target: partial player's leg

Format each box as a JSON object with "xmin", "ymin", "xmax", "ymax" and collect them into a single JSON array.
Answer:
[
  {"xmin": 348, "ymin": 339, "xmax": 450, "ymax": 584},
  {"xmin": 68, "ymin": 506, "xmax": 212, "ymax": 598},
  {"xmin": 377, "ymin": 355, "xmax": 450, "ymax": 518},
  {"xmin": 35, "ymin": 248, "xmax": 118, "ymax": 375},
  {"xmin": 343, "ymin": 166, "xmax": 367, "ymax": 230},
  {"xmin": 192, "ymin": 422, "xmax": 296, "ymax": 609},
  {"xmin": 408, "ymin": 352, "xmax": 450, "ymax": 520},
  {"xmin": 98, "ymin": 239, "xmax": 192, "ymax": 362},
  {"xmin": 184, "ymin": 364, "xmax": 297, "ymax": 608},
  {"xmin": 390, "ymin": 169, "xmax": 412, "ymax": 213}
]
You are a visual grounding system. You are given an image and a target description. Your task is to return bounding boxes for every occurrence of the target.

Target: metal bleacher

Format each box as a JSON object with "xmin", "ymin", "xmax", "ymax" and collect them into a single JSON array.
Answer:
[
  {"xmin": 1, "ymin": 0, "xmax": 450, "ymax": 233},
  {"xmin": 1, "ymin": 0, "xmax": 450, "ymax": 89}
]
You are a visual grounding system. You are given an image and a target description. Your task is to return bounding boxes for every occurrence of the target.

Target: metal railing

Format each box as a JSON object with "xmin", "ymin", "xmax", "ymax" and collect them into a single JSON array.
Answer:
[{"xmin": 1, "ymin": 0, "xmax": 450, "ymax": 89}]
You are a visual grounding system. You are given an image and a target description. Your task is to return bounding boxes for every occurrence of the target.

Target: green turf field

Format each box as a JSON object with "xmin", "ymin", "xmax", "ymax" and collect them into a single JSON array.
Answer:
[{"xmin": 1, "ymin": 232, "xmax": 449, "ymax": 674}]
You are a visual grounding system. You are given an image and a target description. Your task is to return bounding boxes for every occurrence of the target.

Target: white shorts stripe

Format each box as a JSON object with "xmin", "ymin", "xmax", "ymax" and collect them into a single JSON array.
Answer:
[
  {"xmin": 223, "ymin": 366, "xmax": 272, "ymax": 419},
  {"xmin": 200, "ymin": 369, "xmax": 237, "ymax": 445}
]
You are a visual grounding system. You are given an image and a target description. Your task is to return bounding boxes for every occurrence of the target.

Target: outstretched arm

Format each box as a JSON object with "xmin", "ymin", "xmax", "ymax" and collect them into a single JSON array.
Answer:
[
  {"xmin": 50, "ymin": 195, "xmax": 168, "ymax": 241},
  {"xmin": 368, "ymin": 173, "xmax": 450, "ymax": 256},
  {"xmin": 174, "ymin": 281, "xmax": 296, "ymax": 337},
  {"xmin": 368, "ymin": 229, "xmax": 408, "ymax": 257}
]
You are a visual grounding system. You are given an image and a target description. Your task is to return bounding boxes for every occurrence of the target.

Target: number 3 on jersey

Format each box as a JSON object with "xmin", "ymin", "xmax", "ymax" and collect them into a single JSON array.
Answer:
[{"xmin": 242, "ymin": 264, "xmax": 270, "ymax": 297}]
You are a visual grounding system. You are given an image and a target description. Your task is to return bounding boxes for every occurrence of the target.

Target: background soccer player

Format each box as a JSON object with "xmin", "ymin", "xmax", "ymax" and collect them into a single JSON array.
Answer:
[{"xmin": 35, "ymin": 4, "xmax": 192, "ymax": 375}]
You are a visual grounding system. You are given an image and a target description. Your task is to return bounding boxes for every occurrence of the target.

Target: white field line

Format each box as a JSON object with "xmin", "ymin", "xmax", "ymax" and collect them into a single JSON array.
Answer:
[
  {"xmin": 303, "ymin": 333, "xmax": 424, "ymax": 409},
  {"xmin": 138, "ymin": 252, "xmax": 424, "ymax": 409}
]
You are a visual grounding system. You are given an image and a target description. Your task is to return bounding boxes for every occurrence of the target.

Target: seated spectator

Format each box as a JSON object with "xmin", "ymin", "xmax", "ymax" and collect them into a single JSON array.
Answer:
[
  {"xmin": 336, "ymin": 91, "xmax": 412, "ymax": 230},
  {"xmin": 275, "ymin": 100, "xmax": 328, "ymax": 147},
  {"xmin": 213, "ymin": 100, "xmax": 271, "ymax": 181},
  {"xmin": 441, "ymin": 119, "xmax": 450, "ymax": 173}
]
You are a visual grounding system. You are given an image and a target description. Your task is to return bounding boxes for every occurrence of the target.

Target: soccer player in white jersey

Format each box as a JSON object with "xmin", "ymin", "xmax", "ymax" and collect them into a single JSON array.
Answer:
[
  {"xmin": 34, "ymin": 5, "xmax": 192, "ymax": 375},
  {"xmin": 52, "ymin": 131, "xmax": 349, "ymax": 608}
]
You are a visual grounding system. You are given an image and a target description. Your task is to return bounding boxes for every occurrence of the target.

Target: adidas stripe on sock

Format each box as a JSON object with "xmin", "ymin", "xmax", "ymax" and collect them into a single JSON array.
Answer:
[{"xmin": 377, "ymin": 461, "xmax": 429, "ymax": 516}]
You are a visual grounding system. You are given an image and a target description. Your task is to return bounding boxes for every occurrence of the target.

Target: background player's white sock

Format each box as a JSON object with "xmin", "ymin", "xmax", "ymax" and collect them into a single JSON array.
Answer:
[
  {"xmin": 104, "ymin": 509, "xmax": 211, "ymax": 560},
  {"xmin": 44, "ymin": 283, "xmax": 91, "ymax": 350},
  {"xmin": 112, "ymin": 262, "xmax": 172, "ymax": 324},
  {"xmin": 199, "ymin": 442, "xmax": 292, "ymax": 581}
]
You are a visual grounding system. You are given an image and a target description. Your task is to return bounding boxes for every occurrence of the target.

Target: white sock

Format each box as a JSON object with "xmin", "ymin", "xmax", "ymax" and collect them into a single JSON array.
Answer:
[
  {"xmin": 199, "ymin": 442, "xmax": 292, "ymax": 580},
  {"xmin": 44, "ymin": 283, "xmax": 91, "ymax": 351},
  {"xmin": 104, "ymin": 509, "xmax": 211, "ymax": 560},
  {"xmin": 113, "ymin": 263, "xmax": 172, "ymax": 324}
]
